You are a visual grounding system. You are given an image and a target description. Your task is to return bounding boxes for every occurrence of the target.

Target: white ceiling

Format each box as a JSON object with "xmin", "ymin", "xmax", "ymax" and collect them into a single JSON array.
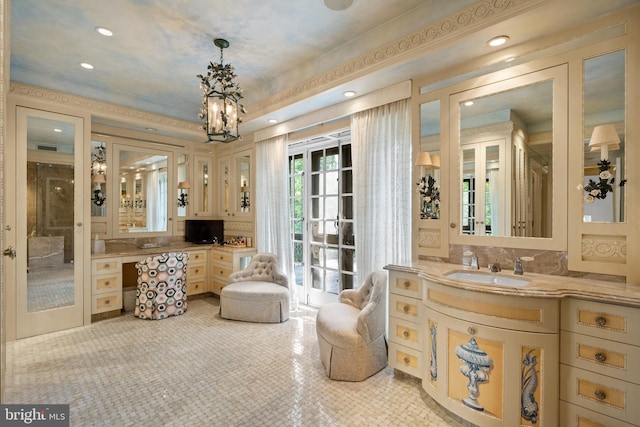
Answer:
[{"xmin": 9, "ymin": 0, "xmax": 640, "ymax": 142}]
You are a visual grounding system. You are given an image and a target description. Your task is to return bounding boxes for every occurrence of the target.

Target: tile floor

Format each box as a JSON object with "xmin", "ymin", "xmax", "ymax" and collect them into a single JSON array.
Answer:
[{"xmin": 5, "ymin": 297, "xmax": 469, "ymax": 426}]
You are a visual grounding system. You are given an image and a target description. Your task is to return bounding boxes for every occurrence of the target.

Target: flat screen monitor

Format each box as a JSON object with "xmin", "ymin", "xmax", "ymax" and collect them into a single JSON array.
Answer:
[{"xmin": 184, "ymin": 220, "xmax": 224, "ymax": 244}]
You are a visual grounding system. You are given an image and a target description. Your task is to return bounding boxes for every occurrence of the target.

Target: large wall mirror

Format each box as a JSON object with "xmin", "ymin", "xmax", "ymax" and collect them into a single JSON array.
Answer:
[
  {"xmin": 113, "ymin": 144, "xmax": 172, "ymax": 235},
  {"xmin": 582, "ymin": 49, "xmax": 626, "ymax": 223},
  {"xmin": 449, "ymin": 65, "xmax": 567, "ymax": 249}
]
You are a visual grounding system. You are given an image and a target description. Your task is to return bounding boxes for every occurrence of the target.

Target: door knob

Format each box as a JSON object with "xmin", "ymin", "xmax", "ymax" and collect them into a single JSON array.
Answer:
[{"xmin": 3, "ymin": 246, "xmax": 16, "ymax": 259}]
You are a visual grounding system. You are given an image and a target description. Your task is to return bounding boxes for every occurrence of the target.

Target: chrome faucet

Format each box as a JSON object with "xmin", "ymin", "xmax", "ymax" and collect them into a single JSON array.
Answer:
[
  {"xmin": 488, "ymin": 262, "xmax": 501, "ymax": 273},
  {"xmin": 470, "ymin": 252, "xmax": 479, "ymax": 270},
  {"xmin": 514, "ymin": 257, "xmax": 524, "ymax": 275}
]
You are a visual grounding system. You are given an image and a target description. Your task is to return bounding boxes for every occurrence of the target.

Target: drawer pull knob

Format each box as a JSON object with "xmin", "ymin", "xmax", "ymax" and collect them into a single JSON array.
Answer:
[
  {"xmin": 403, "ymin": 281, "xmax": 410, "ymax": 288},
  {"xmin": 402, "ymin": 330, "xmax": 409, "ymax": 338},
  {"xmin": 467, "ymin": 327, "xmax": 476, "ymax": 335},
  {"xmin": 594, "ymin": 352, "xmax": 607, "ymax": 363},
  {"xmin": 594, "ymin": 390, "xmax": 606, "ymax": 400},
  {"xmin": 105, "ymin": 281, "xmax": 110, "ymax": 286},
  {"xmin": 105, "ymin": 299, "xmax": 110, "ymax": 305},
  {"xmin": 104, "ymin": 263, "xmax": 110, "ymax": 268},
  {"xmin": 402, "ymin": 305, "xmax": 409, "ymax": 313},
  {"xmin": 403, "ymin": 356, "xmax": 410, "ymax": 364},
  {"xmin": 594, "ymin": 316, "xmax": 607, "ymax": 326}
]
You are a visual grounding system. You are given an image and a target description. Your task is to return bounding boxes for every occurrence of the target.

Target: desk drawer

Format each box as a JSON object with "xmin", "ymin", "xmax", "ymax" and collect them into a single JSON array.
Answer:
[
  {"xmin": 187, "ymin": 278, "xmax": 206, "ymax": 295},
  {"xmin": 211, "ymin": 251, "xmax": 232, "ymax": 264},
  {"xmin": 560, "ymin": 365, "xmax": 640, "ymax": 424},
  {"xmin": 92, "ymin": 292, "xmax": 122, "ymax": 313},
  {"xmin": 388, "ymin": 342, "xmax": 422, "ymax": 379},
  {"xmin": 188, "ymin": 250, "xmax": 207, "ymax": 263},
  {"xmin": 211, "ymin": 265, "xmax": 232, "ymax": 280},
  {"xmin": 188, "ymin": 264, "xmax": 206, "ymax": 279},
  {"xmin": 92, "ymin": 274, "xmax": 122, "ymax": 294},
  {"xmin": 389, "ymin": 293, "xmax": 422, "ymax": 323},
  {"xmin": 92, "ymin": 258, "xmax": 121, "ymax": 275}
]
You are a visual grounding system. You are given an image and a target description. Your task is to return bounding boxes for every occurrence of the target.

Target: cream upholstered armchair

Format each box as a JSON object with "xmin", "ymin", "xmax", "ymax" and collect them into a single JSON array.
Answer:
[
  {"xmin": 315, "ymin": 271, "xmax": 388, "ymax": 381},
  {"xmin": 219, "ymin": 253, "xmax": 290, "ymax": 323}
]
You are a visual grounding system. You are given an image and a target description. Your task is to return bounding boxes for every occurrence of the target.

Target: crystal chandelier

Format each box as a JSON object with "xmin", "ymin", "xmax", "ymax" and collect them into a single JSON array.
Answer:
[{"xmin": 197, "ymin": 38, "xmax": 246, "ymax": 143}]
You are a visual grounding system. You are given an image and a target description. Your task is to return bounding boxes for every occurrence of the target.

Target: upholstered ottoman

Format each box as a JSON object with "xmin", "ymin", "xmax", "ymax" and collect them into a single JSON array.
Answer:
[
  {"xmin": 219, "ymin": 253, "xmax": 290, "ymax": 323},
  {"xmin": 220, "ymin": 281, "xmax": 289, "ymax": 323}
]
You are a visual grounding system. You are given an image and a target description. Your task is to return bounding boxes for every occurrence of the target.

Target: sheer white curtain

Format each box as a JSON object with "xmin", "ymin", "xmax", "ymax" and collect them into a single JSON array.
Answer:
[
  {"xmin": 351, "ymin": 99, "xmax": 412, "ymax": 279},
  {"xmin": 255, "ymin": 134, "xmax": 297, "ymax": 308}
]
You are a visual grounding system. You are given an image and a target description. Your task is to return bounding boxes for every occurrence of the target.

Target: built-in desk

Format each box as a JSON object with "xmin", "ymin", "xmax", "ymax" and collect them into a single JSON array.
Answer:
[{"xmin": 91, "ymin": 243, "xmax": 256, "ymax": 319}]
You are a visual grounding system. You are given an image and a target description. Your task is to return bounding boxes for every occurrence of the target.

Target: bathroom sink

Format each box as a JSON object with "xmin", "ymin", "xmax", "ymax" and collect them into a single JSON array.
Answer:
[{"xmin": 445, "ymin": 271, "xmax": 529, "ymax": 287}]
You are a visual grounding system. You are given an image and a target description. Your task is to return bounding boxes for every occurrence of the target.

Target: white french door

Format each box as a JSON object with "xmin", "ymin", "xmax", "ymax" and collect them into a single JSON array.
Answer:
[
  {"xmin": 289, "ymin": 131, "xmax": 356, "ymax": 307},
  {"xmin": 12, "ymin": 106, "xmax": 87, "ymax": 338}
]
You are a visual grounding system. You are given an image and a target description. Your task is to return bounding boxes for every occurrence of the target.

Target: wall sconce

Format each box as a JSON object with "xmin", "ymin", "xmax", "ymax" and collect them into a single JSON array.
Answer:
[
  {"xmin": 240, "ymin": 182, "xmax": 250, "ymax": 211},
  {"xmin": 91, "ymin": 173, "xmax": 106, "ymax": 206},
  {"xmin": 582, "ymin": 124, "xmax": 625, "ymax": 202},
  {"xmin": 178, "ymin": 180, "xmax": 191, "ymax": 207}
]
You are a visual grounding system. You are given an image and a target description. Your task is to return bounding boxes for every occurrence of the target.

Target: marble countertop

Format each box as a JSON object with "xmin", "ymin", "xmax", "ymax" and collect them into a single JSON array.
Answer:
[
  {"xmin": 386, "ymin": 260, "xmax": 640, "ymax": 308},
  {"xmin": 92, "ymin": 242, "xmax": 256, "ymax": 260}
]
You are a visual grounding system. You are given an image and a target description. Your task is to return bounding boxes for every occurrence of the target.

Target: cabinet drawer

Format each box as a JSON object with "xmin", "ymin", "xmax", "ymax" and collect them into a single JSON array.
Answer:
[
  {"xmin": 187, "ymin": 278, "xmax": 206, "ymax": 295},
  {"xmin": 188, "ymin": 264, "xmax": 206, "ymax": 279},
  {"xmin": 211, "ymin": 265, "xmax": 232, "ymax": 280},
  {"xmin": 187, "ymin": 250, "xmax": 207, "ymax": 263},
  {"xmin": 92, "ymin": 274, "xmax": 122, "ymax": 294},
  {"xmin": 561, "ymin": 331, "xmax": 640, "ymax": 385},
  {"xmin": 92, "ymin": 258, "xmax": 121, "ymax": 275},
  {"xmin": 211, "ymin": 251, "xmax": 232, "ymax": 264},
  {"xmin": 388, "ymin": 342, "xmax": 422, "ymax": 379},
  {"xmin": 92, "ymin": 292, "xmax": 122, "ymax": 313},
  {"xmin": 389, "ymin": 293, "xmax": 422, "ymax": 323},
  {"xmin": 424, "ymin": 279, "xmax": 559, "ymax": 333},
  {"xmin": 560, "ymin": 365, "xmax": 640, "ymax": 424},
  {"xmin": 210, "ymin": 279, "xmax": 226, "ymax": 295},
  {"xmin": 389, "ymin": 316, "xmax": 422, "ymax": 351},
  {"xmin": 560, "ymin": 401, "xmax": 635, "ymax": 427},
  {"xmin": 561, "ymin": 299, "xmax": 640, "ymax": 345},
  {"xmin": 388, "ymin": 271, "xmax": 420, "ymax": 299}
]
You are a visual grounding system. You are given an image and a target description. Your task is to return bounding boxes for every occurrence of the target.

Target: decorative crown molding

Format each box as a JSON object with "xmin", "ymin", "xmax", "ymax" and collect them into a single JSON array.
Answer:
[
  {"xmin": 9, "ymin": 82, "xmax": 202, "ymax": 136},
  {"xmin": 246, "ymin": 0, "xmax": 541, "ymax": 118}
]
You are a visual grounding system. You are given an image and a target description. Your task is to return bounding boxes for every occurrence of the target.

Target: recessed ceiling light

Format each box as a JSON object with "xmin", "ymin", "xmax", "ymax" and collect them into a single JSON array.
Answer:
[
  {"xmin": 487, "ymin": 35, "xmax": 509, "ymax": 47},
  {"xmin": 96, "ymin": 27, "xmax": 113, "ymax": 37},
  {"xmin": 268, "ymin": 119, "xmax": 278, "ymax": 124},
  {"xmin": 80, "ymin": 62, "xmax": 94, "ymax": 70},
  {"xmin": 343, "ymin": 90, "xmax": 356, "ymax": 97},
  {"xmin": 145, "ymin": 127, "xmax": 157, "ymax": 132},
  {"xmin": 53, "ymin": 128, "xmax": 62, "ymax": 132}
]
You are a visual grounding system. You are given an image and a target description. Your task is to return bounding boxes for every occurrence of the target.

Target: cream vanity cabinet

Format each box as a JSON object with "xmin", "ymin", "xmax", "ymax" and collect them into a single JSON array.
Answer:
[
  {"xmin": 91, "ymin": 257, "xmax": 123, "ymax": 314},
  {"xmin": 560, "ymin": 299, "xmax": 640, "ymax": 427},
  {"xmin": 185, "ymin": 249, "xmax": 208, "ymax": 296},
  {"xmin": 423, "ymin": 279, "xmax": 559, "ymax": 427},
  {"xmin": 209, "ymin": 247, "xmax": 256, "ymax": 295},
  {"xmin": 217, "ymin": 150, "xmax": 252, "ymax": 219},
  {"xmin": 388, "ymin": 270, "xmax": 424, "ymax": 378}
]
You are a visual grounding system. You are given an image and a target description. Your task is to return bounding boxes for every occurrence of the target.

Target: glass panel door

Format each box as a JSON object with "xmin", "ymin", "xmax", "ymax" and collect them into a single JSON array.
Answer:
[
  {"xmin": 289, "ymin": 130, "xmax": 355, "ymax": 307},
  {"xmin": 15, "ymin": 107, "xmax": 85, "ymax": 338}
]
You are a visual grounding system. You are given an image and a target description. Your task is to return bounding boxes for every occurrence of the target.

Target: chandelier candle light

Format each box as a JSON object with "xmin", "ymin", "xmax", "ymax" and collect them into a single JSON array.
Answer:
[{"xmin": 197, "ymin": 38, "xmax": 246, "ymax": 143}]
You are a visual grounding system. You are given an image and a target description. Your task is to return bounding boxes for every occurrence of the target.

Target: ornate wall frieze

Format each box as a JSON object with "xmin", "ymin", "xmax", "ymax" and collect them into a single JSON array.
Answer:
[{"xmin": 581, "ymin": 234, "xmax": 626, "ymax": 263}]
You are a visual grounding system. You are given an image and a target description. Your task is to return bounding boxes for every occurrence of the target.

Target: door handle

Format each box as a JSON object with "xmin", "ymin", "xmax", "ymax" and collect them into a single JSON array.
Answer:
[{"xmin": 3, "ymin": 246, "xmax": 16, "ymax": 259}]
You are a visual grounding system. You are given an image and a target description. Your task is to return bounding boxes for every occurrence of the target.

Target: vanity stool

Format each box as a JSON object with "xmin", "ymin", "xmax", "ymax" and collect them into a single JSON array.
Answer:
[{"xmin": 135, "ymin": 252, "xmax": 189, "ymax": 320}]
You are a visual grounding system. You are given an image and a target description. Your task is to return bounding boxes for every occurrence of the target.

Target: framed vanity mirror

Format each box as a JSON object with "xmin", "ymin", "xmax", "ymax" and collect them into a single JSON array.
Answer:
[
  {"xmin": 113, "ymin": 144, "xmax": 172, "ymax": 235},
  {"xmin": 449, "ymin": 65, "xmax": 568, "ymax": 250}
]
